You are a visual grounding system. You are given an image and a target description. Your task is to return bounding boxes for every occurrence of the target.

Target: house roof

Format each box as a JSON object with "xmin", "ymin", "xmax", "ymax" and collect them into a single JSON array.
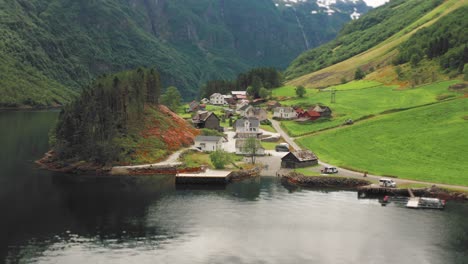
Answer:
[
  {"xmin": 210, "ymin": 93, "xmax": 222, "ymax": 98},
  {"xmin": 282, "ymin": 150, "xmax": 318, "ymax": 162},
  {"xmin": 235, "ymin": 138, "xmax": 264, "ymax": 148},
  {"xmin": 312, "ymin": 105, "xmax": 331, "ymax": 113},
  {"xmin": 192, "ymin": 111, "xmax": 217, "ymax": 122},
  {"xmin": 231, "ymin": 91, "xmax": 247, "ymax": 96},
  {"xmin": 195, "ymin": 136, "xmax": 223, "ymax": 142},
  {"xmin": 306, "ymin": 110, "xmax": 321, "ymax": 117},
  {"xmin": 295, "ymin": 107, "xmax": 304, "ymax": 114},
  {"xmin": 235, "ymin": 117, "xmax": 260, "ymax": 128},
  {"xmin": 238, "ymin": 104, "xmax": 251, "ymax": 111},
  {"xmin": 246, "ymin": 107, "xmax": 266, "ymax": 116}
]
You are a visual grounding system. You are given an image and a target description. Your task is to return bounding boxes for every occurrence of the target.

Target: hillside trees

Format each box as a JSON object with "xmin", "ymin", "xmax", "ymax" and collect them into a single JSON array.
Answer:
[
  {"xmin": 161, "ymin": 86, "xmax": 182, "ymax": 111},
  {"xmin": 53, "ymin": 68, "xmax": 162, "ymax": 164},
  {"xmin": 201, "ymin": 67, "xmax": 283, "ymax": 98},
  {"xmin": 395, "ymin": 6, "xmax": 468, "ymax": 73}
]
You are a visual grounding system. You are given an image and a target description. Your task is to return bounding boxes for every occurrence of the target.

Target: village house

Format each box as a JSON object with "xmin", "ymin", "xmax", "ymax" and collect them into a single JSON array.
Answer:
[
  {"xmin": 312, "ymin": 105, "xmax": 332, "ymax": 118},
  {"xmin": 200, "ymin": 98, "xmax": 210, "ymax": 104},
  {"xmin": 297, "ymin": 108, "xmax": 321, "ymax": 121},
  {"xmin": 281, "ymin": 150, "xmax": 318, "ymax": 168},
  {"xmin": 192, "ymin": 111, "xmax": 223, "ymax": 132},
  {"xmin": 244, "ymin": 106, "xmax": 268, "ymax": 122},
  {"xmin": 194, "ymin": 136, "xmax": 224, "ymax": 152},
  {"xmin": 235, "ymin": 138, "xmax": 266, "ymax": 156},
  {"xmin": 266, "ymin": 101, "xmax": 281, "ymax": 111},
  {"xmin": 187, "ymin": 100, "xmax": 205, "ymax": 113},
  {"xmin": 210, "ymin": 93, "xmax": 226, "ymax": 105},
  {"xmin": 231, "ymin": 91, "xmax": 247, "ymax": 100},
  {"xmin": 236, "ymin": 103, "xmax": 251, "ymax": 116},
  {"xmin": 234, "ymin": 117, "xmax": 262, "ymax": 138},
  {"xmin": 273, "ymin": 107, "xmax": 297, "ymax": 120}
]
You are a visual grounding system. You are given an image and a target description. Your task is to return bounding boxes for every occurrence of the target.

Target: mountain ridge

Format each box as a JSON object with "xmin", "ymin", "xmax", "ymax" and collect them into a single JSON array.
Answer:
[{"xmin": 0, "ymin": 0, "xmax": 370, "ymax": 108}]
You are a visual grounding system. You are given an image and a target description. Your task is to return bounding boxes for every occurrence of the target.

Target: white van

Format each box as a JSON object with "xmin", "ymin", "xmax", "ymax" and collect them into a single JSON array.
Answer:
[{"xmin": 379, "ymin": 178, "xmax": 396, "ymax": 188}]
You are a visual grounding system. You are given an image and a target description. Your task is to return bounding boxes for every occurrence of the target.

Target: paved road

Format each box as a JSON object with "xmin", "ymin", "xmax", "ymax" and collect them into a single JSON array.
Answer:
[{"xmin": 270, "ymin": 120, "xmax": 468, "ymax": 191}]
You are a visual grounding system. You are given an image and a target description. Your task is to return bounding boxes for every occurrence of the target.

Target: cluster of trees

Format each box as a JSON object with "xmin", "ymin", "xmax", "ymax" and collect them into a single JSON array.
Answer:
[
  {"xmin": 201, "ymin": 67, "xmax": 283, "ymax": 99},
  {"xmin": 53, "ymin": 68, "xmax": 162, "ymax": 163},
  {"xmin": 395, "ymin": 6, "xmax": 467, "ymax": 72}
]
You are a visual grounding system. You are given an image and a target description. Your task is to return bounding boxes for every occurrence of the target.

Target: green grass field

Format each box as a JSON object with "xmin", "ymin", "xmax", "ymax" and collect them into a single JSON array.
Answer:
[
  {"xmin": 297, "ymin": 98, "xmax": 468, "ymax": 186},
  {"xmin": 276, "ymin": 80, "xmax": 461, "ymax": 136}
]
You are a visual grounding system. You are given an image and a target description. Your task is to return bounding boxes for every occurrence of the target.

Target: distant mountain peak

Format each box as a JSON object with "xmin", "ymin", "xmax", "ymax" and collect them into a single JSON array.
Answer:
[{"xmin": 274, "ymin": 0, "xmax": 369, "ymax": 19}]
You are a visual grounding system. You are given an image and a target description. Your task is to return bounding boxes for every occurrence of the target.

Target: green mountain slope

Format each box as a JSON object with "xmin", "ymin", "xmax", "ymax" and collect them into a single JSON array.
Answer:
[
  {"xmin": 0, "ymin": 0, "xmax": 369, "ymax": 107},
  {"xmin": 285, "ymin": 0, "xmax": 467, "ymax": 87}
]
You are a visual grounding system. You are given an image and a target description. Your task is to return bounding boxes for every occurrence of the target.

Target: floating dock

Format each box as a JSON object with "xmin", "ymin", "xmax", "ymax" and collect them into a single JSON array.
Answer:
[{"xmin": 176, "ymin": 169, "xmax": 232, "ymax": 184}]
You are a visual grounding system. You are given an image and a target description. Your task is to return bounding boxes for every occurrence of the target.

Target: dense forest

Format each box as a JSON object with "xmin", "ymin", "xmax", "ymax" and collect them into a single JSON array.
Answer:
[
  {"xmin": 52, "ymin": 68, "xmax": 197, "ymax": 165},
  {"xmin": 284, "ymin": 0, "xmax": 444, "ymax": 80},
  {"xmin": 0, "ymin": 0, "xmax": 370, "ymax": 108},
  {"xmin": 395, "ymin": 6, "xmax": 468, "ymax": 73},
  {"xmin": 201, "ymin": 67, "xmax": 283, "ymax": 98}
]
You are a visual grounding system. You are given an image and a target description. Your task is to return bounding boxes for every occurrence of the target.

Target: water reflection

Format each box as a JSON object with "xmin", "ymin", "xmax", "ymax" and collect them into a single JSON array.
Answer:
[{"xmin": 1, "ymin": 111, "xmax": 467, "ymax": 264}]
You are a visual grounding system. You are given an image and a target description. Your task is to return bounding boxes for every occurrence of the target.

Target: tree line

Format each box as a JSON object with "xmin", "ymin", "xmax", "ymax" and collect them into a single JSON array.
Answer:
[{"xmin": 201, "ymin": 67, "xmax": 283, "ymax": 98}]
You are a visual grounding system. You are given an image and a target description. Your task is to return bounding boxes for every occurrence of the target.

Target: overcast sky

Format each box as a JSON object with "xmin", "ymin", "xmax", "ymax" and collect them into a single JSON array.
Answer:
[{"xmin": 364, "ymin": 0, "xmax": 389, "ymax": 7}]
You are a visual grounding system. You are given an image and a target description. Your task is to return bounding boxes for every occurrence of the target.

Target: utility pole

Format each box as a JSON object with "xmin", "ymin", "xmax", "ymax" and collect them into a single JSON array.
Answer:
[{"xmin": 330, "ymin": 88, "xmax": 336, "ymax": 103}]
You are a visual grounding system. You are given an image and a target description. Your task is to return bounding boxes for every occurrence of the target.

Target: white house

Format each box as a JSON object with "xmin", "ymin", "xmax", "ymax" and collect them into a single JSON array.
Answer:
[
  {"xmin": 194, "ymin": 136, "xmax": 224, "ymax": 152},
  {"xmin": 210, "ymin": 93, "xmax": 225, "ymax": 105},
  {"xmin": 273, "ymin": 107, "xmax": 297, "ymax": 119},
  {"xmin": 235, "ymin": 138, "xmax": 266, "ymax": 156},
  {"xmin": 234, "ymin": 117, "xmax": 262, "ymax": 138}
]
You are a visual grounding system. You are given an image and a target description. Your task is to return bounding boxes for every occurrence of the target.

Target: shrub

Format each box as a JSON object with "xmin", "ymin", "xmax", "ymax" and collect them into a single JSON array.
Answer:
[{"xmin": 210, "ymin": 150, "xmax": 231, "ymax": 169}]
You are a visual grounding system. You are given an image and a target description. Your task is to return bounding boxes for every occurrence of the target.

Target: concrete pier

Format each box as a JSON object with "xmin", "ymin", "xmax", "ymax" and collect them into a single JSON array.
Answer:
[{"xmin": 176, "ymin": 169, "xmax": 232, "ymax": 184}]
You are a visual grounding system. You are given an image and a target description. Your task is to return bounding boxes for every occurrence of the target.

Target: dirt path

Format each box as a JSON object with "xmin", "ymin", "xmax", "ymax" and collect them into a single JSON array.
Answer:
[
  {"xmin": 110, "ymin": 148, "xmax": 187, "ymax": 174},
  {"xmin": 271, "ymin": 120, "xmax": 468, "ymax": 191}
]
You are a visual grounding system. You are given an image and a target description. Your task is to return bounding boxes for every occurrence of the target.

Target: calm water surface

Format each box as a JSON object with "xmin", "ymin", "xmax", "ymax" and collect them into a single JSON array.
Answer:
[{"xmin": 1, "ymin": 111, "xmax": 467, "ymax": 264}]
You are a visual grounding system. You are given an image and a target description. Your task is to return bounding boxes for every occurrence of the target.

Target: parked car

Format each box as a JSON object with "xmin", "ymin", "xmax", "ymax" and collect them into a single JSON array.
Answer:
[
  {"xmin": 275, "ymin": 144, "xmax": 289, "ymax": 152},
  {"xmin": 321, "ymin": 166, "xmax": 338, "ymax": 174},
  {"xmin": 379, "ymin": 178, "xmax": 397, "ymax": 188}
]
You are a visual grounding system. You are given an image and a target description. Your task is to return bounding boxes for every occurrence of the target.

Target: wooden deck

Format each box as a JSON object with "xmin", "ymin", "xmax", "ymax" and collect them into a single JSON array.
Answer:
[{"xmin": 176, "ymin": 169, "xmax": 232, "ymax": 184}]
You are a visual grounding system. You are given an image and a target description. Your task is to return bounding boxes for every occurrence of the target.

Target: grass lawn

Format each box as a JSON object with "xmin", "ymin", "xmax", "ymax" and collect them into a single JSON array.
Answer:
[
  {"xmin": 180, "ymin": 150, "xmax": 242, "ymax": 169},
  {"xmin": 297, "ymin": 98, "xmax": 468, "ymax": 186},
  {"xmin": 278, "ymin": 80, "xmax": 461, "ymax": 136},
  {"xmin": 260, "ymin": 124, "xmax": 276, "ymax": 133},
  {"xmin": 294, "ymin": 167, "xmax": 321, "ymax": 176}
]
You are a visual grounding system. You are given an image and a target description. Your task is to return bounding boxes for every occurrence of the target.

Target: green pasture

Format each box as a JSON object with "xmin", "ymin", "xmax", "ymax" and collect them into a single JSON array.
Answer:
[
  {"xmin": 298, "ymin": 99, "xmax": 468, "ymax": 186},
  {"xmin": 276, "ymin": 80, "xmax": 460, "ymax": 136}
]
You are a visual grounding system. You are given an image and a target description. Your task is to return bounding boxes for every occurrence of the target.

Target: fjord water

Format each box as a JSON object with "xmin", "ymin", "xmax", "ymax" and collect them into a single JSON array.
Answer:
[{"xmin": 1, "ymin": 111, "xmax": 467, "ymax": 264}]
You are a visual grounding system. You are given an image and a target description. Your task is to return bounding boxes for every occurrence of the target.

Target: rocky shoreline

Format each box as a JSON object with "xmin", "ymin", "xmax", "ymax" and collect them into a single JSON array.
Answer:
[
  {"xmin": 281, "ymin": 172, "xmax": 371, "ymax": 189},
  {"xmin": 282, "ymin": 172, "xmax": 468, "ymax": 201}
]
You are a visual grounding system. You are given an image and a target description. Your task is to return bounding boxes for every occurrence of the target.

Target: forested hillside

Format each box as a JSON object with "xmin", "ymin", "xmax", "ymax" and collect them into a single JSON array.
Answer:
[
  {"xmin": 285, "ymin": 0, "xmax": 467, "ymax": 88},
  {"xmin": 284, "ymin": 0, "xmax": 444, "ymax": 80},
  {"xmin": 51, "ymin": 68, "xmax": 198, "ymax": 165},
  {"xmin": 0, "ymin": 0, "xmax": 369, "ymax": 108}
]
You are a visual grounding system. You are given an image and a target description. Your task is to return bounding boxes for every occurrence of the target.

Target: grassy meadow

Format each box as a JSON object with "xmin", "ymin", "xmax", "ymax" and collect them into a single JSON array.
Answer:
[
  {"xmin": 273, "ymin": 80, "xmax": 461, "ymax": 136},
  {"xmin": 297, "ymin": 99, "xmax": 468, "ymax": 186}
]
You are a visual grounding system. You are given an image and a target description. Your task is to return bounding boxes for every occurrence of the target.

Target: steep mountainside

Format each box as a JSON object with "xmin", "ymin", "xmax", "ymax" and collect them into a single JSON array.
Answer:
[
  {"xmin": 285, "ymin": 0, "xmax": 467, "ymax": 88},
  {"xmin": 0, "ymin": 0, "xmax": 369, "ymax": 107}
]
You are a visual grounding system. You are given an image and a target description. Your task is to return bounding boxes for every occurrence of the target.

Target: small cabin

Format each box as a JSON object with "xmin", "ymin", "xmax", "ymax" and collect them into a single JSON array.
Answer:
[{"xmin": 281, "ymin": 150, "xmax": 318, "ymax": 168}]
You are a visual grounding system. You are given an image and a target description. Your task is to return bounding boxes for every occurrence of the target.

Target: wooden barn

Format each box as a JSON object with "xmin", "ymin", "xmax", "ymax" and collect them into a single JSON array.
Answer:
[{"xmin": 281, "ymin": 150, "xmax": 318, "ymax": 168}]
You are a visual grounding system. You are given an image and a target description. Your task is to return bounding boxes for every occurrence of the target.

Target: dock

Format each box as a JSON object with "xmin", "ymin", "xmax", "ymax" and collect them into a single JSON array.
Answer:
[{"xmin": 176, "ymin": 169, "xmax": 232, "ymax": 184}]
